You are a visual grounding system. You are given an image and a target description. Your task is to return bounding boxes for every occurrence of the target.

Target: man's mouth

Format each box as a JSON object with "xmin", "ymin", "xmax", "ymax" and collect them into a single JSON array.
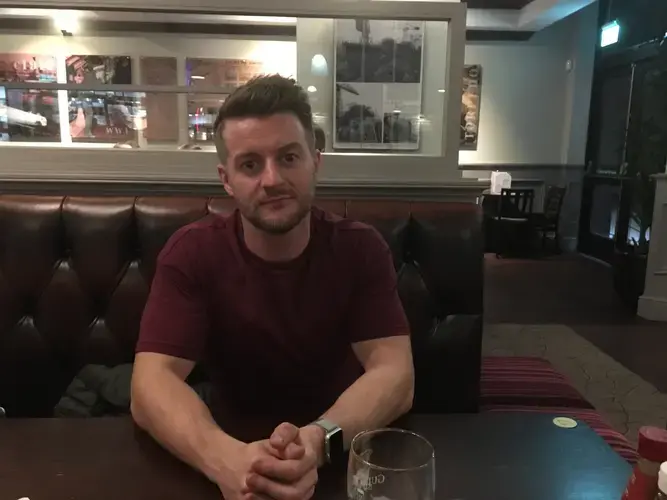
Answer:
[{"xmin": 260, "ymin": 195, "xmax": 293, "ymax": 206}]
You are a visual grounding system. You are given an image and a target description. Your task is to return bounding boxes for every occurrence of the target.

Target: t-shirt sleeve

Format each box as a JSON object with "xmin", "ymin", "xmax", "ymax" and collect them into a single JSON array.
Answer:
[
  {"xmin": 346, "ymin": 227, "xmax": 410, "ymax": 344},
  {"xmin": 136, "ymin": 229, "xmax": 209, "ymax": 361}
]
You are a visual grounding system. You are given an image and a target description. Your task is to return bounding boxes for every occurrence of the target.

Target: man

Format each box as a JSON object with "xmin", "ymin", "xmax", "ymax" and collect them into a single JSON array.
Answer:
[{"xmin": 131, "ymin": 75, "xmax": 414, "ymax": 500}]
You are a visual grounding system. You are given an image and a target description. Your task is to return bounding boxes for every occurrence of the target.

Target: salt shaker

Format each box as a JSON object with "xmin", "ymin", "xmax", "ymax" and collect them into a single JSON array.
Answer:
[
  {"xmin": 656, "ymin": 462, "xmax": 667, "ymax": 500},
  {"xmin": 622, "ymin": 427, "xmax": 667, "ymax": 500}
]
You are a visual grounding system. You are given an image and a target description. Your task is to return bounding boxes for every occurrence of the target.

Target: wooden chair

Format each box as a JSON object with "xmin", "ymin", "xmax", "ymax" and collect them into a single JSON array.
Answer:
[
  {"xmin": 491, "ymin": 188, "xmax": 535, "ymax": 257},
  {"xmin": 531, "ymin": 186, "xmax": 566, "ymax": 253}
]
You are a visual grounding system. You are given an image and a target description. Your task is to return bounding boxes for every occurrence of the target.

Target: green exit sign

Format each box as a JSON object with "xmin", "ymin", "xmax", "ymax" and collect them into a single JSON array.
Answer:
[{"xmin": 601, "ymin": 20, "xmax": 620, "ymax": 48}]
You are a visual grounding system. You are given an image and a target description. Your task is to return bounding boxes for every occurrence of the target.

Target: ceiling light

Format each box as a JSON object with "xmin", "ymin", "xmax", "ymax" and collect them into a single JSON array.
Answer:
[
  {"xmin": 52, "ymin": 10, "xmax": 79, "ymax": 35},
  {"xmin": 437, "ymin": 89, "xmax": 446, "ymax": 93},
  {"xmin": 307, "ymin": 85, "xmax": 317, "ymax": 93},
  {"xmin": 311, "ymin": 54, "xmax": 328, "ymax": 77},
  {"xmin": 191, "ymin": 75, "xmax": 205, "ymax": 80}
]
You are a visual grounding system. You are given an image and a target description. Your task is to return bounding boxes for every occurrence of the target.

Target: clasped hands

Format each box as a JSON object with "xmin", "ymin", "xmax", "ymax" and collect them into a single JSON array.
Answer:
[{"xmin": 218, "ymin": 422, "xmax": 324, "ymax": 500}]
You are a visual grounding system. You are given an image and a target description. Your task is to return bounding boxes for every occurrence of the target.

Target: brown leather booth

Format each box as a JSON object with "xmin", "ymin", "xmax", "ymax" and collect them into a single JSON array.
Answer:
[{"xmin": 0, "ymin": 195, "xmax": 483, "ymax": 418}]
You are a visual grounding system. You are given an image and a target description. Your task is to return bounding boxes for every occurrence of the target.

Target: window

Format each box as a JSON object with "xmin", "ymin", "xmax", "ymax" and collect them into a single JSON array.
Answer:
[{"xmin": 0, "ymin": 8, "xmax": 457, "ymax": 158}]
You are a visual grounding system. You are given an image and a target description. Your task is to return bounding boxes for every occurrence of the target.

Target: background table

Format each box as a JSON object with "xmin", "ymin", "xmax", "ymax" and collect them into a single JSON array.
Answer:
[{"xmin": 0, "ymin": 413, "xmax": 631, "ymax": 500}]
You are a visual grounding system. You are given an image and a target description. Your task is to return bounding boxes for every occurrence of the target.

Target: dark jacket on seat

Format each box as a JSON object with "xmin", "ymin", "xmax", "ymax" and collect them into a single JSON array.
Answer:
[{"xmin": 54, "ymin": 364, "xmax": 214, "ymax": 417}]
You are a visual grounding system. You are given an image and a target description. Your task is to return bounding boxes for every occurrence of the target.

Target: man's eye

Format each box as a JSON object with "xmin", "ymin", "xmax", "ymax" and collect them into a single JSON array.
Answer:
[
  {"xmin": 283, "ymin": 153, "xmax": 299, "ymax": 163},
  {"xmin": 240, "ymin": 161, "xmax": 257, "ymax": 171}
]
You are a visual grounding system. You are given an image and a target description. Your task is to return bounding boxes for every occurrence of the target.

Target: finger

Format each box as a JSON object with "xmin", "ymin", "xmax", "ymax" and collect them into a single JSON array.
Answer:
[
  {"xmin": 267, "ymin": 442, "xmax": 305, "ymax": 460},
  {"xmin": 251, "ymin": 454, "xmax": 315, "ymax": 482},
  {"xmin": 270, "ymin": 422, "xmax": 300, "ymax": 451},
  {"xmin": 264, "ymin": 440, "xmax": 305, "ymax": 461},
  {"xmin": 246, "ymin": 469, "xmax": 318, "ymax": 500},
  {"xmin": 283, "ymin": 442, "xmax": 306, "ymax": 460},
  {"xmin": 242, "ymin": 478, "xmax": 274, "ymax": 500}
]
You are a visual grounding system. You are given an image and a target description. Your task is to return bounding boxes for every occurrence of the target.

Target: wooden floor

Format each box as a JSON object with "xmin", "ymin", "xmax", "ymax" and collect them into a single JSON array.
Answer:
[{"xmin": 484, "ymin": 254, "xmax": 667, "ymax": 393}]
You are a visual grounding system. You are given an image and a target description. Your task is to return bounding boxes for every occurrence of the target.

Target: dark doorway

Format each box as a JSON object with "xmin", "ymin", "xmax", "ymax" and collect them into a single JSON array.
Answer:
[
  {"xmin": 579, "ymin": 47, "xmax": 667, "ymax": 263},
  {"xmin": 579, "ymin": 64, "xmax": 633, "ymax": 261}
]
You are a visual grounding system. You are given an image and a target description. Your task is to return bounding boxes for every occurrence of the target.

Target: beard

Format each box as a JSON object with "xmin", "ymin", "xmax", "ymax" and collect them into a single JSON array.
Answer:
[
  {"xmin": 244, "ymin": 200, "xmax": 311, "ymax": 234},
  {"xmin": 241, "ymin": 186, "xmax": 315, "ymax": 235}
]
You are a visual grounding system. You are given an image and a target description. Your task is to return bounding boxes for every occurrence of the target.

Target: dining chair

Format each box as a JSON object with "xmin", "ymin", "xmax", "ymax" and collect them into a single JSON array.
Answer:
[
  {"xmin": 531, "ymin": 185, "xmax": 566, "ymax": 253},
  {"xmin": 491, "ymin": 188, "xmax": 535, "ymax": 257}
]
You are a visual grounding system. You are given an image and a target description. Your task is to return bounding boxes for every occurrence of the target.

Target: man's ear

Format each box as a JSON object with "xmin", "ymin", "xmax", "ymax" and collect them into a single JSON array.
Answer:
[
  {"xmin": 313, "ymin": 149, "xmax": 322, "ymax": 175},
  {"xmin": 217, "ymin": 164, "xmax": 234, "ymax": 197}
]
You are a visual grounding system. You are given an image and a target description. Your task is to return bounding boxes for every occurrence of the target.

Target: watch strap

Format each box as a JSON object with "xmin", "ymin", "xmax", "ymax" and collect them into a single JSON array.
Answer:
[{"xmin": 313, "ymin": 418, "xmax": 339, "ymax": 434}]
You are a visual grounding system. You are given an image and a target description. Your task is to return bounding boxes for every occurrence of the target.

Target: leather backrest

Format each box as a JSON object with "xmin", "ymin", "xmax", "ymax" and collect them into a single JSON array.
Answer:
[
  {"xmin": 0, "ymin": 195, "xmax": 482, "ymax": 416},
  {"xmin": 409, "ymin": 202, "xmax": 484, "ymax": 317}
]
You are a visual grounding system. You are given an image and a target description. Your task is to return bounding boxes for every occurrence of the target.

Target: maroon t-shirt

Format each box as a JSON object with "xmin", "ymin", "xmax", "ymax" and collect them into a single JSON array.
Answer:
[{"xmin": 137, "ymin": 207, "xmax": 409, "ymax": 442}]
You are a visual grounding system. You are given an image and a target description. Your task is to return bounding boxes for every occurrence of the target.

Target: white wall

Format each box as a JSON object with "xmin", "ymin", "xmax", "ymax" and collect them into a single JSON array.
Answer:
[
  {"xmin": 560, "ymin": 1, "xmax": 597, "ymax": 165},
  {"xmin": 459, "ymin": 2, "xmax": 598, "ymax": 165},
  {"xmin": 639, "ymin": 175, "xmax": 667, "ymax": 321}
]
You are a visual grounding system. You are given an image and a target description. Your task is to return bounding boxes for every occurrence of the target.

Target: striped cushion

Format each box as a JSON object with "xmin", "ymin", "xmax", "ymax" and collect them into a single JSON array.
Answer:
[{"xmin": 480, "ymin": 357, "xmax": 638, "ymax": 464}]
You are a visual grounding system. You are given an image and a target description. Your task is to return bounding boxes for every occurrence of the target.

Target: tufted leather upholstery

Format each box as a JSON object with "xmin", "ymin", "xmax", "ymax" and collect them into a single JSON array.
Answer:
[{"xmin": 0, "ymin": 195, "xmax": 483, "ymax": 417}]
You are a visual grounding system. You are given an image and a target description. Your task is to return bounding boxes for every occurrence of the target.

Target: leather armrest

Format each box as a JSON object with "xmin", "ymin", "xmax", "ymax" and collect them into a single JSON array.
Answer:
[{"xmin": 412, "ymin": 314, "xmax": 482, "ymax": 414}]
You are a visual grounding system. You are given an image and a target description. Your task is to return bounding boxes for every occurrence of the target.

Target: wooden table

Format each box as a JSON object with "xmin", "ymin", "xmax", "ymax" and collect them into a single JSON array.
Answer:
[{"xmin": 0, "ymin": 413, "xmax": 631, "ymax": 500}]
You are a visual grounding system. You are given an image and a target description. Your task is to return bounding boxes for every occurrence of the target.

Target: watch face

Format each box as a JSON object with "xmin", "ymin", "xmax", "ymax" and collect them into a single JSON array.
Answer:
[{"xmin": 328, "ymin": 428, "xmax": 345, "ymax": 464}]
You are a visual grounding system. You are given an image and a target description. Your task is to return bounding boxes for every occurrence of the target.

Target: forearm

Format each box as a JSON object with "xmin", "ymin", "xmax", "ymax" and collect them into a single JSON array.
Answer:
[
  {"xmin": 131, "ymin": 370, "xmax": 243, "ymax": 482},
  {"xmin": 321, "ymin": 366, "xmax": 414, "ymax": 448}
]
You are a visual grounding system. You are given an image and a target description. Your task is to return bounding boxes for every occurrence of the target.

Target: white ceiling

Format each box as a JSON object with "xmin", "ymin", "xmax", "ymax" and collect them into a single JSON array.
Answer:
[
  {"xmin": 0, "ymin": 9, "xmax": 297, "ymax": 25},
  {"xmin": 0, "ymin": 0, "xmax": 597, "ymax": 33}
]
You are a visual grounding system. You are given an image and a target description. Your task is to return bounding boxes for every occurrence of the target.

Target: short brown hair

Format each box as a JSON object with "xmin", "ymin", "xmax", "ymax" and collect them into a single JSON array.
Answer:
[{"xmin": 213, "ymin": 74, "xmax": 314, "ymax": 163}]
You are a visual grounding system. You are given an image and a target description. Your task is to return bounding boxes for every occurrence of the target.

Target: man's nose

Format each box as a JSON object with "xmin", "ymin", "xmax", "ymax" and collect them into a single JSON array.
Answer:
[{"xmin": 260, "ymin": 160, "xmax": 284, "ymax": 187}]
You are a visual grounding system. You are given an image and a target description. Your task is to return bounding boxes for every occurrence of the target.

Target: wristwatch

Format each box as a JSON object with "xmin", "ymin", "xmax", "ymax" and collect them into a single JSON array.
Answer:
[{"xmin": 312, "ymin": 419, "xmax": 344, "ymax": 465}]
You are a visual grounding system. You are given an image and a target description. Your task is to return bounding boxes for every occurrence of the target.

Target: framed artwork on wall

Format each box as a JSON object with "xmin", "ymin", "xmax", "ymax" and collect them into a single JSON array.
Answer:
[
  {"xmin": 185, "ymin": 58, "xmax": 263, "ymax": 87},
  {"xmin": 460, "ymin": 64, "xmax": 482, "ymax": 150},
  {"xmin": 333, "ymin": 19, "xmax": 424, "ymax": 151},
  {"xmin": 66, "ymin": 55, "xmax": 132, "ymax": 85},
  {"xmin": 184, "ymin": 58, "xmax": 263, "ymax": 144},
  {"xmin": 65, "ymin": 55, "xmax": 138, "ymax": 144},
  {"xmin": 0, "ymin": 53, "xmax": 59, "ymax": 143},
  {"xmin": 0, "ymin": 54, "xmax": 57, "ymax": 83},
  {"xmin": 140, "ymin": 56, "xmax": 179, "ymax": 143},
  {"xmin": 67, "ymin": 90, "xmax": 145, "ymax": 144}
]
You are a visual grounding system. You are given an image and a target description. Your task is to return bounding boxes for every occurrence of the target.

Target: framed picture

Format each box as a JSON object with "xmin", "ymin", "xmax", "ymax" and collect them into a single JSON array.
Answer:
[
  {"xmin": 334, "ymin": 19, "xmax": 424, "ymax": 150},
  {"xmin": 66, "ymin": 55, "xmax": 132, "ymax": 85},
  {"xmin": 461, "ymin": 64, "xmax": 482, "ymax": 150},
  {"xmin": 68, "ymin": 91, "xmax": 144, "ymax": 144},
  {"xmin": 0, "ymin": 54, "xmax": 57, "ymax": 83},
  {"xmin": 0, "ymin": 54, "xmax": 60, "ymax": 143},
  {"xmin": 185, "ymin": 58, "xmax": 263, "ymax": 87},
  {"xmin": 64, "ymin": 56, "xmax": 138, "ymax": 143},
  {"xmin": 140, "ymin": 57, "xmax": 179, "ymax": 142},
  {"xmin": 187, "ymin": 93, "xmax": 230, "ymax": 144}
]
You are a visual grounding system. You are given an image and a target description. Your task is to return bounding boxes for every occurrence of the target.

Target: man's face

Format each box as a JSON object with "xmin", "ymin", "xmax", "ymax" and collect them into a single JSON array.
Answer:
[{"xmin": 218, "ymin": 113, "xmax": 320, "ymax": 235}]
